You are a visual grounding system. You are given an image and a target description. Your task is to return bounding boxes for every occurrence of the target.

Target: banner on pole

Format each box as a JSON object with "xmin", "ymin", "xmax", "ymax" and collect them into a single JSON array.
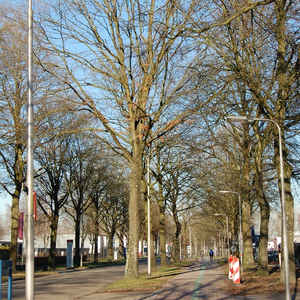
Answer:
[
  {"xmin": 33, "ymin": 191, "xmax": 37, "ymax": 221},
  {"xmin": 18, "ymin": 212, "xmax": 24, "ymax": 240}
]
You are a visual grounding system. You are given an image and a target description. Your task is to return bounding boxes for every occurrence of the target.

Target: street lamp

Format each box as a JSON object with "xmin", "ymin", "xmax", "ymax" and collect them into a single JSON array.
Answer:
[
  {"xmin": 227, "ymin": 115, "xmax": 290, "ymax": 300},
  {"xmin": 147, "ymin": 155, "xmax": 151, "ymax": 277},
  {"xmin": 214, "ymin": 214, "xmax": 229, "ymax": 258},
  {"xmin": 26, "ymin": 0, "xmax": 35, "ymax": 299},
  {"xmin": 219, "ymin": 190, "xmax": 243, "ymax": 274}
]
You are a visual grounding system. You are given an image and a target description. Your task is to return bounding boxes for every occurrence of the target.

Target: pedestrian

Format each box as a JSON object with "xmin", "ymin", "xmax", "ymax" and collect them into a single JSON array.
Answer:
[
  {"xmin": 209, "ymin": 249, "xmax": 213, "ymax": 261},
  {"xmin": 200, "ymin": 251, "xmax": 203, "ymax": 260}
]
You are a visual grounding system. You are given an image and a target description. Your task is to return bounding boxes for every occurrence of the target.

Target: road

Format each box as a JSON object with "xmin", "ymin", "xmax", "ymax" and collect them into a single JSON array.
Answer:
[
  {"xmin": 2, "ymin": 258, "xmax": 299, "ymax": 300},
  {"xmin": 1, "ymin": 260, "xmax": 150, "ymax": 300}
]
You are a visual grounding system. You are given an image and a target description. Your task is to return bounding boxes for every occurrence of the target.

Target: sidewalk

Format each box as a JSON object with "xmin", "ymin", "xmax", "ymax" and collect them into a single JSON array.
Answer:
[
  {"xmin": 148, "ymin": 258, "xmax": 242, "ymax": 300},
  {"xmin": 96, "ymin": 258, "xmax": 300, "ymax": 300}
]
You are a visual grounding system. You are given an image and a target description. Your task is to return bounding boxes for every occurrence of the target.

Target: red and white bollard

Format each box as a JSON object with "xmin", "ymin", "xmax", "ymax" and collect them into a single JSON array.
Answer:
[
  {"xmin": 228, "ymin": 255, "xmax": 233, "ymax": 279},
  {"xmin": 232, "ymin": 257, "xmax": 240, "ymax": 284}
]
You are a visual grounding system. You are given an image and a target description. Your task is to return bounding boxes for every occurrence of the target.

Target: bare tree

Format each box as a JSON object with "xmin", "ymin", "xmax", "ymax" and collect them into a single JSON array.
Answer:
[
  {"xmin": 35, "ymin": 134, "xmax": 71, "ymax": 268},
  {"xmin": 0, "ymin": 2, "xmax": 76, "ymax": 269},
  {"xmin": 34, "ymin": 206, "xmax": 51, "ymax": 256},
  {"xmin": 0, "ymin": 5, "xmax": 28, "ymax": 270},
  {"xmin": 63, "ymin": 135, "xmax": 103, "ymax": 266},
  {"xmin": 99, "ymin": 174, "xmax": 129, "ymax": 260},
  {"xmin": 85, "ymin": 155, "xmax": 129, "ymax": 262},
  {"xmin": 37, "ymin": 0, "xmax": 214, "ymax": 278},
  {"xmin": 203, "ymin": 0, "xmax": 299, "ymax": 282}
]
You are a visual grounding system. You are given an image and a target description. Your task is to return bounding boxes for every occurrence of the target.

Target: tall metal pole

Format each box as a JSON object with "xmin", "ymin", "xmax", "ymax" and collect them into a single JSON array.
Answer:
[
  {"xmin": 179, "ymin": 234, "xmax": 181, "ymax": 261},
  {"xmin": 147, "ymin": 156, "xmax": 151, "ymax": 277},
  {"xmin": 227, "ymin": 115, "xmax": 290, "ymax": 300},
  {"xmin": 214, "ymin": 214, "xmax": 229, "ymax": 258},
  {"xmin": 219, "ymin": 191, "xmax": 243, "ymax": 273},
  {"xmin": 26, "ymin": 0, "xmax": 35, "ymax": 298},
  {"xmin": 189, "ymin": 226, "xmax": 192, "ymax": 259},
  {"xmin": 238, "ymin": 193, "xmax": 243, "ymax": 274},
  {"xmin": 268, "ymin": 119, "xmax": 290, "ymax": 300},
  {"xmin": 225, "ymin": 216, "xmax": 229, "ymax": 258},
  {"xmin": 80, "ymin": 205, "xmax": 84, "ymax": 267}
]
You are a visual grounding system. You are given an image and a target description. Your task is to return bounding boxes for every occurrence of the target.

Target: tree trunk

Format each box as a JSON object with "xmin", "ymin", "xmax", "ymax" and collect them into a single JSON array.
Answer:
[
  {"xmin": 124, "ymin": 158, "xmax": 142, "ymax": 279},
  {"xmin": 170, "ymin": 196, "xmax": 181, "ymax": 264},
  {"xmin": 253, "ymin": 126, "xmax": 270, "ymax": 276},
  {"xmin": 48, "ymin": 214, "xmax": 59, "ymax": 268},
  {"xmin": 143, "ymin": 171, "xmax": 157, "ymax": 272},
  {"xmin": 171, "ymin": 224, "xmax": 181, "ymax": 263},
  {"xmin": 256, "ymin": 181, "xmax": 270, "ymax": 276},
  {"xmin": 118, "ymin": 232, "xmax": 126, "ymax": 259},
  {"xmin": 10, "ymin": 128, "xmax": 25, "ymax": 271},
  {"xmin": 241, "ymin": 121, "xmax": 255, "ymax": 269},
  {"xmin": 118, "ymin": 243, "xmax": 123, "ymax": 259},
  {"xmin": 257, "ymin": 201, "xmax": 270, "ymax": 276},
  {"xmin": 277, "ymin": 145, "xmax": 295, "ymax": 284},
  {"xmin": 170, "ymin": 237, "xmax": 179, "ymax": 265},
  {"xmin": 183, "ymin": 222, "xmax": 188, "ymax": 260},
  {"xmin": 274, "ymin": 0, "xmax": 295, "ymax": 284},
  {"xmin": 242, "ymin": 200, "xmax": 255, "ymax": 269},
  {"xmin": 158, "ymin": 180, "xmax": 167, "ymax": 267},
  {"xmin": 159, "ymin": 202, "xmax": 167, "ymax": 267},
  {"xmin": 107, "ymin": 233, "xmax": 114, "ymax": 260},
  {"xmin": 155, "ymin": 147, "xmax": 167, "ymax": 268},
  {"xmin": 94, "ymin": 229, "xmax": 98, "ymax": 262},
  {"xmin": 74, "ymin": 215, "xmax": 81, "ymax": 267},
  {"xmin": 150, "ymin": 228, "xmax": 157, "ymax": 272},
  {"xmin": 10, "ymin": 192, "xmax": 20, "ymax": 271}
]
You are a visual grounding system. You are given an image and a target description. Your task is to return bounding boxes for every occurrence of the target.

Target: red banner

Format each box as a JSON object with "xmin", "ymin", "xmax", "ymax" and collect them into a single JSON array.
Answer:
[
  {"xmin": 34, "ymin": 191, "xmax": 37, "ymax": 221},
  {"xmin": 18, "ymin": 212, "xmax": 24, "ymax": 240}
]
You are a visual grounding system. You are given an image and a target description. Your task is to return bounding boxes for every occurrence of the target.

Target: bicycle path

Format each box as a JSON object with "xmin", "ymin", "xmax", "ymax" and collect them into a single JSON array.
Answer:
[
  {"xmin": 95, "ymin": 258, "xmax": 243, "ymax": 300},
  {"xmin": 147, "ymin": 258, "xmax": 243, "ymax": 300},
  {"xmin": 97, "ymin": 258, "xmax": 300, "ymax": 300}
]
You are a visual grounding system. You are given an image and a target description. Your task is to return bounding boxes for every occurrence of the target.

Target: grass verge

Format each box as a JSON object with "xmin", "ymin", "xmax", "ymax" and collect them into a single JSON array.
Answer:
[
  {"xmin": 101, "ymin": 261, "xmax": 192, "ymax": 293},
  {"xmin": 215, "ymin": 258, "xmax": 229, "ymax": 267},
  {"xmin": 83, "ymin": 259, "xmax": 126, "ymax": 269}
]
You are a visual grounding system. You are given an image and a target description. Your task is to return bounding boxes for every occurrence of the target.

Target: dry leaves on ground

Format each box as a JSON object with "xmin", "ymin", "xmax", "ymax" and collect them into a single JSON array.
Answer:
[{"xmin": 220, "ymin": 264, "xmax": 300, "ymax": 296}]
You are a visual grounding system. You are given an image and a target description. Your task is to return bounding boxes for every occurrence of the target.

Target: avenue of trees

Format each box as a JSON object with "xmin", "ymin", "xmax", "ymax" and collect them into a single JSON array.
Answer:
[{"xmin": 0, "ymin": 0, "xmax": 299, "ymax": 285}]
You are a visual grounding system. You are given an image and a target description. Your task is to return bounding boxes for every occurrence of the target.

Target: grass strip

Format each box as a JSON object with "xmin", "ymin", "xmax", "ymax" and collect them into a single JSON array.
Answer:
[{"xmin": 101, "ymin": 261, "xmax": 192, "ymax": 293}]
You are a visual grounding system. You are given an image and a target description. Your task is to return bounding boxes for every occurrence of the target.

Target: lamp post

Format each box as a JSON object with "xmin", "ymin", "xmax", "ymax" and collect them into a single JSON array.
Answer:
[
  {"xmin": 80, "ymin": 204, "xmax": 84, "ymax": 267},
  {"xmin": 26, "ymin": 0, "xmax": 35, "ymax": 298},
  {"xmin": 214, "ymin": 214, "xmax": 229, "ymax": 258},
  {"xmin": 227, "ymin": 115, "xmax": 290, "ymax": 300},
  {"xmin": 189, "ymin": 225, "xmax": 192, "ymax": 259},
  {"xmin": 219, "ymin": 190, "xmax": 243, "ymax": 274},
  {"xmin": 147, "ymin": 155, "xmax": 151, "ymax": 277}
]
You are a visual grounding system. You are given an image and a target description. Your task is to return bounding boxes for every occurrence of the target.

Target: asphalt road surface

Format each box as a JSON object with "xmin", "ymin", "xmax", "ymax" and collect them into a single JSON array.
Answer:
[{"xmin": 1, "ymin": 260, "xmax": 150, "ymax": 300}]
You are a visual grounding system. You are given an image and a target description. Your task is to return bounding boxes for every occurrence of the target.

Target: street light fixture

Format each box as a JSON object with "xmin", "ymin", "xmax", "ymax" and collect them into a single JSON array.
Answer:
[
  {"xmin": 219, "ymin": 190, "xmax": 243, "ymax": 274},
  {"xmin": 214, "ymin": 214, "xmax": 229, "ymax": 258},
  {"xmin": 227, "ymin": 115, "xmax": 290, "ymax": 300}
]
